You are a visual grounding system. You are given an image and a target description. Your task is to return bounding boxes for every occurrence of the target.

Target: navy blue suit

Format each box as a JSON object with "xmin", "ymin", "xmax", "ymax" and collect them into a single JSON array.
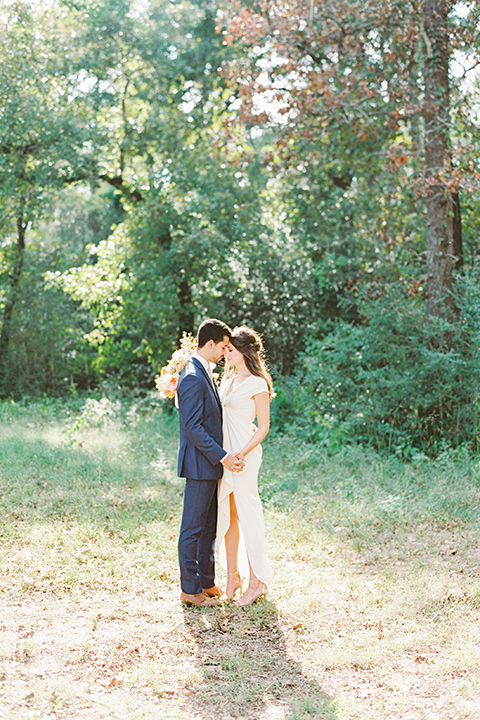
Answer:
[{"xmin": 177, "ymin": 356, "xmax": 225, "ymax": 594}]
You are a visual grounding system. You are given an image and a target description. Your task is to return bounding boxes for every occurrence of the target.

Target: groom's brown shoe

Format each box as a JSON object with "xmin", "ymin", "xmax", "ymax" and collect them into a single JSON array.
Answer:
[
  {"xmin": 180, "ymin": 592, "xmax": 219, "ymax": 607},
  {"xmin": 202, "ymin": 585, "xmax": 223, "ymax": 597}
]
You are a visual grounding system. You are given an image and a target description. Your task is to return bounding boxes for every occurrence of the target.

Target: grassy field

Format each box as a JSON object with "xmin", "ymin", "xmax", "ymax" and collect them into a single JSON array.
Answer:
[{"xmin": 0, "ymin": 394, "xmax": 479, "ymax": 720}]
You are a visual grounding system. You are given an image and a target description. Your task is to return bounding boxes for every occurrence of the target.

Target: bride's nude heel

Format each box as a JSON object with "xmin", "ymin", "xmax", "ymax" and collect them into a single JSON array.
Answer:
[
  {"xmin": 234, "ymin": 582, "xmax": 267, "ymax": 607},
  {"xmin": 224, "ymin": 570, "xmax": 243, "ymax": 601}
]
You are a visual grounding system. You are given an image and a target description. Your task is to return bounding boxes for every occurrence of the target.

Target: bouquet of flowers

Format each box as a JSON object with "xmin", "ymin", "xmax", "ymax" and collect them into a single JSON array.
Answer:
[{"xmin": 155, "ymin": 333, "xmax": 197, "ymax": 399}]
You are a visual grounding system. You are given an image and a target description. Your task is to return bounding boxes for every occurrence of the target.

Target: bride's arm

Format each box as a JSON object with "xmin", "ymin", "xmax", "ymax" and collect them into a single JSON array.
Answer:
[{"xmin": 238, "ymin": 392, "xmax": 270, "ymax": 458}]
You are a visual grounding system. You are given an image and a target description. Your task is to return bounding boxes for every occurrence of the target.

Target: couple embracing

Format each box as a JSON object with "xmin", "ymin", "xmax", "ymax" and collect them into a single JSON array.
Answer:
[{"xmin": 177, "ymin": 318, "xmax": 273, "ymax": 608}]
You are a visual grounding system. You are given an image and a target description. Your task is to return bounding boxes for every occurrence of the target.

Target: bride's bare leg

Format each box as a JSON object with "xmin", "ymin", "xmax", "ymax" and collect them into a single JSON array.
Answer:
[{"xmin": 224, "ymin": 493, "xmax": 242, "ymax": 599}]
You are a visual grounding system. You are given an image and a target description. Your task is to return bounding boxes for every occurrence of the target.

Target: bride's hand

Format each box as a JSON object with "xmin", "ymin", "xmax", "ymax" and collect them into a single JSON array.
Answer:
[
  {"xmin": 222, "ymin": 453, "xmax": 245, "ymax": 472},
  {"xmin": 232, "ymin": 452, "xmax": 246, "ymax": 471}
]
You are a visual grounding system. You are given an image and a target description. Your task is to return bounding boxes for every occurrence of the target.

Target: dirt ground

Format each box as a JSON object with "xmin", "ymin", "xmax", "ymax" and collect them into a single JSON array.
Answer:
[{"xmin": 2, "ymin": 571, "xmax": 480, "ymax": 720}]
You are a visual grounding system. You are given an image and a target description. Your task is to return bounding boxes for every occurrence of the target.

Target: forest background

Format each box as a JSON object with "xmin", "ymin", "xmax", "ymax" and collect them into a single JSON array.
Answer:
[{"xmin": 2, "ymin": 0, "xmax": 480, "ymax": 457}]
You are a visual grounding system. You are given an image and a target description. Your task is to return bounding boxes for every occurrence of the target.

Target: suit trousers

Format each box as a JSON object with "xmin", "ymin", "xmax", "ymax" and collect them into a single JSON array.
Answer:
[{"xmin": 178, "ymin": 478, "xmax": 218, "ymax": 595}]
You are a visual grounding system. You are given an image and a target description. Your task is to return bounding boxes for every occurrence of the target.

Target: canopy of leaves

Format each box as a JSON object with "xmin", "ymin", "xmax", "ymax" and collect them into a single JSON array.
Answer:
[{"xmin": 1, "ymin": 0, "xmax": 480, "ymax": 451}]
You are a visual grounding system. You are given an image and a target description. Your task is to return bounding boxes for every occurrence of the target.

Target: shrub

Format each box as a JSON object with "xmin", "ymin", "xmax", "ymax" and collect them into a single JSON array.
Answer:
[{"xmin": 277, "ymin": 274, "xmax": 480, "ymax": 455}]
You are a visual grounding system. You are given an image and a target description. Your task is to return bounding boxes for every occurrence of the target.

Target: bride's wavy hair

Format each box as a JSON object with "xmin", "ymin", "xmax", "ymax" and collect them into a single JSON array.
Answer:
[{"xmin": 223, "ymin": 326, "xmax": 274, "ymax": 399}]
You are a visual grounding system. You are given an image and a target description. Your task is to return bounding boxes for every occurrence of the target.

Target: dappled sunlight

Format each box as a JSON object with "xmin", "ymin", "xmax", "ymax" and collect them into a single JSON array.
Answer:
[
  {"xmin": 0, "ymin": 401, "xmax": 480, "ymax": 719},
  {"xmin": 259, "ymin": 436, "xmax": 480, "ymax": 720},
  {"xmin": 2, "ymin": 0, "xmax": 480, "ymax": 714},
  {"xmin": 0, "ymin": 402, "xmax": 182, "ymax": 537}
]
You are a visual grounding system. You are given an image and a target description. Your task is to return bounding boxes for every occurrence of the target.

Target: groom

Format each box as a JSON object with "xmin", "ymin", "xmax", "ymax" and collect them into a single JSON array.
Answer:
[{"xmin": 176, "ymin": 318, "xmax": 244, "ymax": 607}]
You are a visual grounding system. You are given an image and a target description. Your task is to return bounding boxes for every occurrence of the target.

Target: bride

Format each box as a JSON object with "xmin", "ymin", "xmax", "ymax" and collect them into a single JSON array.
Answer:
[{"xmin": 216, "ymin": 326, "xmax": 273, "ymax": 606}]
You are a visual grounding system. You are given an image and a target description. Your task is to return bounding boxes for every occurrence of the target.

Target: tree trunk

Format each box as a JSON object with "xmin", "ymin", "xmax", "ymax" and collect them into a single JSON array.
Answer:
[
  {"xmin": 0, "ymin": 194, "xmax": 27, "ymax": 392},
  {"xmin": 178, "ymin": 277, "xmax": 195, "ymax": 338},
  {"xmin": 423, "ymin": 0, "xmax": 456, "ymax": 319}
]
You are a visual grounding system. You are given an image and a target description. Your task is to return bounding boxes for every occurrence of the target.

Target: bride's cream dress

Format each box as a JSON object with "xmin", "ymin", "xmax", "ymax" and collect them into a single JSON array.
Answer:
[{"xmin": 217, "ymin": 375, "xmax": 272, "ymax": 585}]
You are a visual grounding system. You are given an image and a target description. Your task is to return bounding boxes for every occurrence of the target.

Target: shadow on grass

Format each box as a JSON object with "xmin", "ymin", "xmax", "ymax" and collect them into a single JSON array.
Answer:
[{"xmin": 181, "ymin": 599, "xmax": 337, "ymax": 720}]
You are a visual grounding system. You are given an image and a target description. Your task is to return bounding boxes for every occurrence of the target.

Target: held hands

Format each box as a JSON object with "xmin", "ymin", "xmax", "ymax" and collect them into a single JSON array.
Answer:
[{"xmin": 221, "ymin": 452, "xmax": 245, "ymax": 473}]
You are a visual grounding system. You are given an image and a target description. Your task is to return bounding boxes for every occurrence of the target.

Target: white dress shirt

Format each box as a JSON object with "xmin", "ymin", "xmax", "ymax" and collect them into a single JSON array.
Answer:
[{"xmin": 192, "ymin": 351, "xmax": 215, "ymax": 382}]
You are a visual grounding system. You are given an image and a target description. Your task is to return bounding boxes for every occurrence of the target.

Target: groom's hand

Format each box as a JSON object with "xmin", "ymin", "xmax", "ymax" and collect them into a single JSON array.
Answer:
[{"xmin": 221, "ymin": 453, "xmax": 245, "ymax": 472}]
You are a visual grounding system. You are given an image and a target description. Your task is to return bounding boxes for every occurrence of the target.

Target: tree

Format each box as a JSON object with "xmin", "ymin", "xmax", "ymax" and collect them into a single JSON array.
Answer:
[
  {"xmin": 41, "ymin": 0, "xmax": 324, "ymax": 381},
  {"xmin": 0, "ymin": 1, "xmax": 96, "ymax": 392},
  {"xmin": 218, "ymin": 0, "xmax": 480, "ymax": 320},
  {"xmin": 41, "ymin": 0, "xmax": 266, "ymax": 381}
]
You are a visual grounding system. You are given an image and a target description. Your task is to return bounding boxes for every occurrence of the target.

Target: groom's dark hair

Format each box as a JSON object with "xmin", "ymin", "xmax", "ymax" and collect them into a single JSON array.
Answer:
[{"xmin": 197, "ymin": 318, "xmax": 232, "ymax": 347}]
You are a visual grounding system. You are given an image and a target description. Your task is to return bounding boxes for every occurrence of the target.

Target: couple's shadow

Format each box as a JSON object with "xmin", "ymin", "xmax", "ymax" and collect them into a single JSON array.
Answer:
[{"xmin": 181, "ymin": 598, "xmax": 337, "ymax": 720}]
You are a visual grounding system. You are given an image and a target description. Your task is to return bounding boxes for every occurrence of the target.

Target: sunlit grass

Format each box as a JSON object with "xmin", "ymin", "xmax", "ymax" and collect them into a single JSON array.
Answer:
[{"xmin": 0, "ymin": 395, "xmax": 479, "ymax": 719}]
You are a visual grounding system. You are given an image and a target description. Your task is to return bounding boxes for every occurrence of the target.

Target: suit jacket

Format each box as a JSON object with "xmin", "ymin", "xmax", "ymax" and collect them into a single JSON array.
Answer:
[{"xmin": 177, "ymin": 356, "xmax": 225, "ymax": 480}]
